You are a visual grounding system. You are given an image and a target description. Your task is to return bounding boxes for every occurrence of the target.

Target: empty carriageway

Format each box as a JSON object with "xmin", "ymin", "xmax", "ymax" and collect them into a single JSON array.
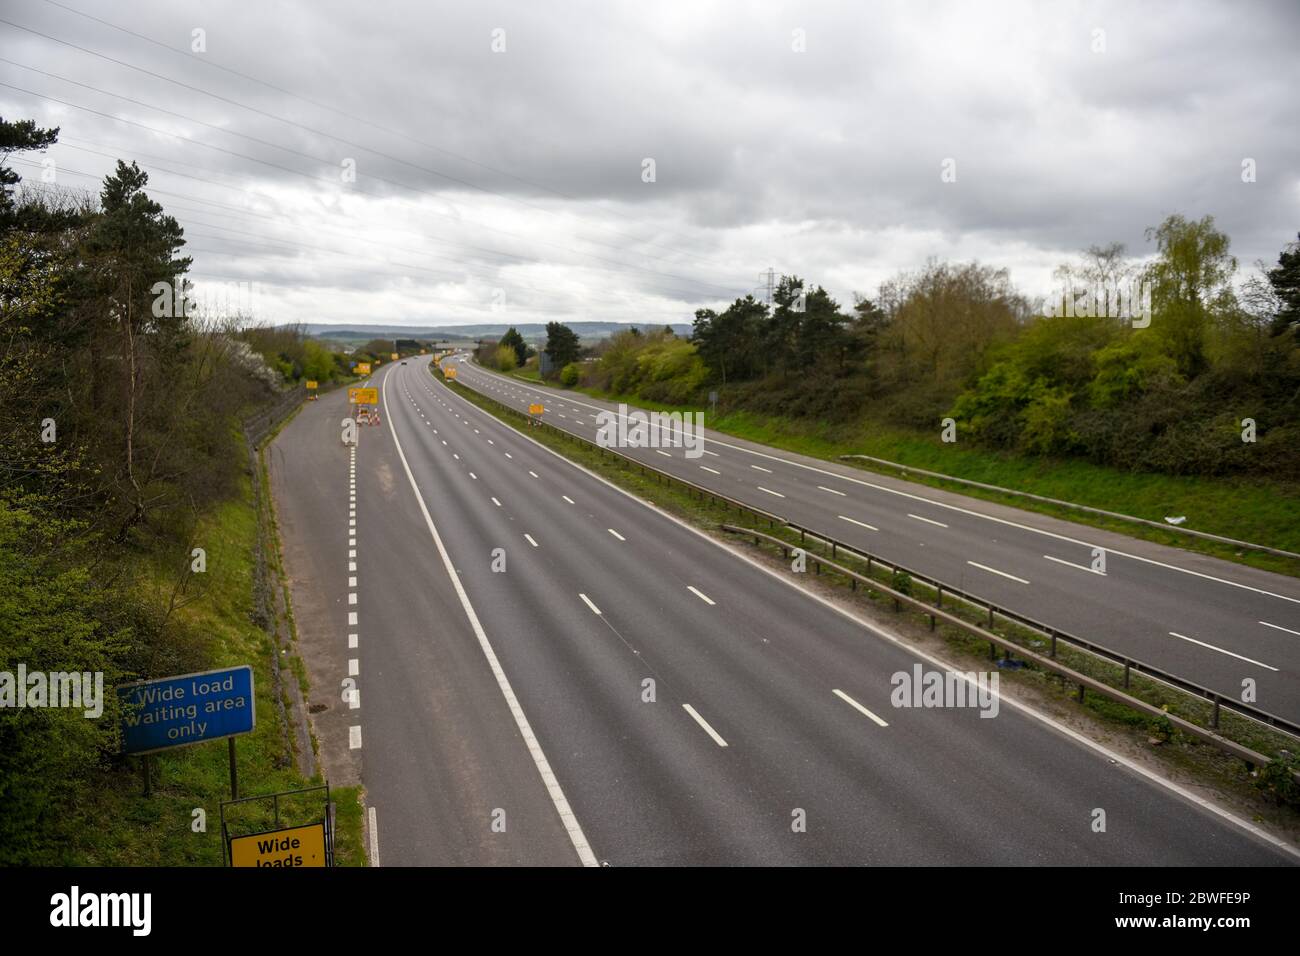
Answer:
[{"xmin": 355, "ymin": 358, "xmax": 1296, "ymax": 865}]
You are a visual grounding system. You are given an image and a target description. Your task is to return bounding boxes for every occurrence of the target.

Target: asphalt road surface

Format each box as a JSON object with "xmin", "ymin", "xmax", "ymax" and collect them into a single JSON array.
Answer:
[
  {"xmin": 448, "ymin": 356, "xmax": 1300, "ymax": 730},
  {"xmin": 310, "ymin": 357, "xmax": 1296, "ymax": 865}
]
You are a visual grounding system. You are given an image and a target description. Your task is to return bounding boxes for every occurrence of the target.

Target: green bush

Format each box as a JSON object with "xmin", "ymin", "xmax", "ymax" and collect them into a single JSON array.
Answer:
[{"xmin": 560, "ymin": 362, "xmax": 580, "ymax": 386}]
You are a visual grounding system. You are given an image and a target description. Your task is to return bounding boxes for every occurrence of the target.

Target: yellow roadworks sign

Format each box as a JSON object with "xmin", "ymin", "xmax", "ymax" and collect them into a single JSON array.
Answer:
[
  {"xmin": 305, "ymin": 380, "xmax": 318, "ymax": 389},
  {"xmin": 230, "ymin": 822, "xmax": 328, "ymax": 868},
  {"xmin": 445, "ymin": 366, "xmax": 458, "ymax": 380},
  {"xmin": 529, "ymin": 403, "xmax": 544, "ymax": 415},
  {"xmin": 391, "ymin": 352, "xmax": 399, "ymax": 361},
  {"xmin": 349, "ymin": 387, "xmax": 378, "ymax": 405},
  {"xmin": 355, "ymin": 362, "xmax": 371, "ymax": 375}
]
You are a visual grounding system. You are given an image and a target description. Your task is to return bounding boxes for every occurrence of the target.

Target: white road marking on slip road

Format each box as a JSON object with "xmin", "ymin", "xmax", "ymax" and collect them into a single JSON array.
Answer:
[{"xmin": 579, "ymin": 593, "xmax": 602, "ymax": 615}]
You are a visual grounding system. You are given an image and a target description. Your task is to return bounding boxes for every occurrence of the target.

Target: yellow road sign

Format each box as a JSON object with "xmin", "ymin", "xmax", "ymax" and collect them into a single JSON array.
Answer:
[
  {"xmin": 305, "ymin": 380, "xmax": 318, "ymax": 389},
  {"xmin": 391, "ymin": 352, "xmax": 399, "ymax": 361},
  {"xmin": 529, "ymin": 403, "xmax": 544, "ymax": 415},
  {"xmin": 349, "ymin": 387, "xmax": 378, "ymax": 405},
  {"xmin": 230, "ymin": 822, "xmax": 328, "ymax": 868},
  {"xmin": 445, "ymin": 366, "xmax": 458, "ymax": 380},
  {"xmin": 355, "ymin": 362, "xmax": 371, "ymax": 375}
]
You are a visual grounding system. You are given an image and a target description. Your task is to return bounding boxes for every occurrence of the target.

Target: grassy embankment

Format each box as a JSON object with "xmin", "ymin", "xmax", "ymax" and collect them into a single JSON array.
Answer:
[{"xmin": 69, "ymin": 436, "xmax": 364, "ymax": 865}]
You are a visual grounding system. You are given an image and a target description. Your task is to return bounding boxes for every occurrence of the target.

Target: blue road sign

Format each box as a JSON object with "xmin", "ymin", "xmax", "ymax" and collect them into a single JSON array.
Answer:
[{"xmin": 117, "ymin": 665, "xmax": 255, "ymax": 755}]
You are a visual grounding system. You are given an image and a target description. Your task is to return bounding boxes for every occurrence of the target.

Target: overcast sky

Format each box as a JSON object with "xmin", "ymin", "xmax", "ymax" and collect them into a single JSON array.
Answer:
[{"xmin": 3, "ymin": 0, "xmax": 1298, "ymax": 327}]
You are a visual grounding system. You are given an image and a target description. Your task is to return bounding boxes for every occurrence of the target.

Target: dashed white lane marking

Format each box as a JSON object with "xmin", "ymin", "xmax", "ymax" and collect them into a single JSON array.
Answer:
[
  {"xmin": 687, "ymin": 585, "xmax": 716, "ymax": 606},
  {"xmin": 817, "ymin": 485, "xmax": 846, "ymax": 496},
  {"xmin": 1043, "ymin": 554, "xmax": 1106, "ymax": 575},
  {"xmin": 368, "ymin": 806, "xmax": 380, "ymax": 867},
  {"xmin": 907, "ymin": 513, "xmax": 949, "ymax": 528},
  {"xmin": 525, "ymin": 533, "xmax": 539, "ymax": 548},
  {"xmin": 1260, "ymin": 620, "xmax": 1300, "ymax": 637},
  {"xmin": 348, "ymin": 576, "xmax": 357, "ymax": 587},
  {"xmin": 757, "ymin": 486, "xmax": 785, "ymax": 498},
  {"xmin": 491, "ymin": 497, "xmax": 502, "ymax": 507},
  {"xmin": 833, "ymin": 689, "xmax": 890, "ymax": 727},
  {"xmin": 608, "ymin": 529, "xmax": 625, "ymax": 541},
  {"xmin": 562, "ymin": 495, "xmax": 575, "ymax": 504},
  {"xmin": 348, "ymin": 611, "xmax": 358, "ymax": 625},
  {"xmin": 348, "ymin": 593, "xmax": 358, "ymax": 605},
  {"xmin": 348, "ymin": 658, "xmax": 359, "ymax": 676},
  {"xmin": 838, "ymin": 514, "xmax": 878, "ymax": 531},
  {"xmin": 682, "ymin": 704, "xmax": 728, "ymax": 747},
  {"xmin": 349, "ymin": 561, "xmax": 357, "ymax": 572},
  {"xmin": 1169, "ymin": 632, "xmax": 1278, "ymax": 671},
  {"xmin": 383, "ymin": 371, "xmax": 598, "ymax": 867},
  {"xmin": 656, "ymin": 449, "xmax": 672, "ymax": 458},
  {"xmin": 702, "ymin": 449, "xmax": 720, "ymax": 457},
  {"xmin": 453, "ymin": 453, "xmax": 460, "ymax": 460},
  {"xmin": 505, "ymin": 452, "xmax": 513, "ymax": 459},
  {"xmin": 469, "ymin": 472, "xmax": 478, "ymax": 480},
  {"xmin": 349, "ymin": 725, "xmax": 362, "ymax": 749},
  {"xmin": 348, "ymin": 633, "xmax": 358, "ymax": 648},
  {"xmin": 750, "ymin": 464, "xmax": 772, "ymax": 473},
  {"xmin": 966, "ymin": 560, "xmax": 1030, "ymax": 584},
  {"xmin": 700, "ymin": 465, "xmax": 721, "ymax": 475},
  {"xmin": 579, "ymin": 593, "xmax": 602, "ymax": 615},
  {"xmin": 528, "ymin": 470, "xmax": 539, "ymax": 478}
]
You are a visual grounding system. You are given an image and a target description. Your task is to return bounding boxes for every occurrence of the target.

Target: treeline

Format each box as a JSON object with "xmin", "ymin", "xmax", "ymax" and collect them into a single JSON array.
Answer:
[
  {"xmin": 0, "ymin": 117, "xmax": 285, "ymax": 861},
  {"xmin": 569, "ymin": 215, "xmax": 1300, "ymax": 480}
]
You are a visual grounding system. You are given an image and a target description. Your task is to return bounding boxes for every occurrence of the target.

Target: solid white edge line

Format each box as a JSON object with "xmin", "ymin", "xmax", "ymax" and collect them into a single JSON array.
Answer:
[
  {"xmin": 1259, "ymin": 620, "xmax": 1300, "ymax": 637},
  {"xmin": 832, "ymin": 688, "xmax": 889, "ymax": 727},
  {"xmin": 682, "ymin": 703, "xmax": 728, "ymax": 747},
  {"xmin": 428, "ymin": 368, "xmax": 1299, "ymax": 861},
  {"xmin": 967, "ymin": 560, "xmax": 1030, "ymax": 584},
  {"xmin": 368, "ymin": 805, "xmax": 380, "ymax": 867},
  {"xmin": 457, "ymin": 361, "xmax": 1300, "ymax": 606},
  {"xmin": 382, "ymin": 370, "xmax": 597, "ymax": 867}
]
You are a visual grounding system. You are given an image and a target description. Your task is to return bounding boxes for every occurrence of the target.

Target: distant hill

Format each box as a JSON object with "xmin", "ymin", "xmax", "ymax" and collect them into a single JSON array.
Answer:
[{"xmin": 302, "ymin": 321, "xmax": 692, "ymax": 345}]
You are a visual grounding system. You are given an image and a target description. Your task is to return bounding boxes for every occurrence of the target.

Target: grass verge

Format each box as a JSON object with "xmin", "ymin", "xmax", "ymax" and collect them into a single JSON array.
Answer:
[{"xmin": 69, "ymin": 455, "xmax": 364, "ymax": 865}]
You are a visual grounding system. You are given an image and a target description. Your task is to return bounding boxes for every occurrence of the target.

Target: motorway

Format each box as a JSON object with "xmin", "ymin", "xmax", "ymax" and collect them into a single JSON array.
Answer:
[
  {"xmin": 302, "ymin": 356, "xmax": 1297, "ymax": 865},
  {"xmin": 447, "ymin": 356, "xmax": 1300, "ymax": 730}
]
